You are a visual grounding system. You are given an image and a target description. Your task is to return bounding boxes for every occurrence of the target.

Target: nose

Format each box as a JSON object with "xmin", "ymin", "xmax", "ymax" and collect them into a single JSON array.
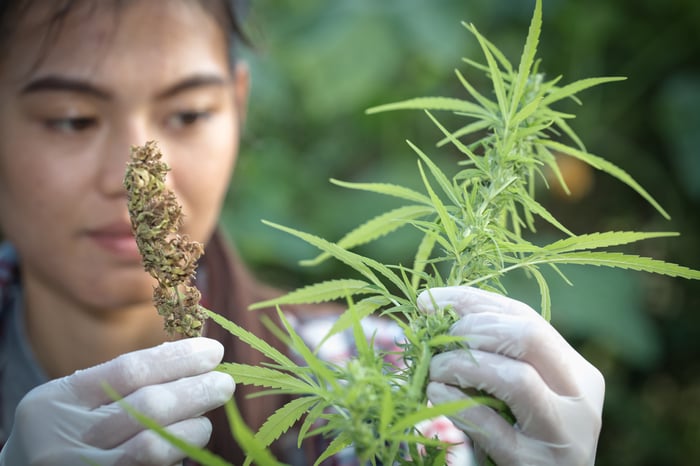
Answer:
[{"xmin": 96, "ymin": 118, "xmax": 153, "ymax": 198}]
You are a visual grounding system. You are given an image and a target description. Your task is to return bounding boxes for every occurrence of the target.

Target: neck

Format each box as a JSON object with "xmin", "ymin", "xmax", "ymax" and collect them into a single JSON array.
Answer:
[{"xmin": 22, "ymin": 277, "xmax": 176, "ymax": 379}]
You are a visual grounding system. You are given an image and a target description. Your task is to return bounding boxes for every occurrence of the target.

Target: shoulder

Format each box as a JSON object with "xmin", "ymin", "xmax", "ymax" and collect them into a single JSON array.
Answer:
[
  {"xmin": 0, "ymin": 243, "xmax": 18, "ymax": 292},
  {"xmin": 0, "ymin": 243, "xmax": 19, "ymax": 447},
  {"xmin": 0, "ymin": 243, "xmax": 19, "ymax": 328}
]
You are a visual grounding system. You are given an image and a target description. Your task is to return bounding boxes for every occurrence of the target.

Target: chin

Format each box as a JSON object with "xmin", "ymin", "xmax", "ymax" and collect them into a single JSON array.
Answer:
[
  {"xmin": 87, "ymin": 290, "xmax": 153, "ymax": 310},
  {"xmin": 80, "ymin": 278, "xmax": 155, "ymax": 311}
]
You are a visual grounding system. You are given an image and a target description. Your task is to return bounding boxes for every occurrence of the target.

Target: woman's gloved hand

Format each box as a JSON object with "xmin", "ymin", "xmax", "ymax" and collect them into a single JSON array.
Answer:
[
  {"xmin": 0, "ymin": 337, "xmax": 235, "ymax": 466},
  {"xmin": 419, "ymin": 286, "xmax": 604, "ymax": 466}
]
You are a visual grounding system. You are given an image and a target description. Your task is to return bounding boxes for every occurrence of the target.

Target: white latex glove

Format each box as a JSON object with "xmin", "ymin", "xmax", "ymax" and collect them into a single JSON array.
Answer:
[
  {"xmin": 418, "ymin": 286, "xmax": 604, "ymax": 466},
  {"xmin": 0, "ymin": 337, "xmax": 235, "ymax": 466}
]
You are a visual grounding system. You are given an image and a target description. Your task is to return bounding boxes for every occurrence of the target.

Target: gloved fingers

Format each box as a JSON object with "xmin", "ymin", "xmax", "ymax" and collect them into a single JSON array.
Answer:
[
  {"xmin": 64, "ymin": 337, "xmax": 225, "ymax": 408},
  {"xmin": 417, "ymin": 286, "xmax": 539, "ymax": 320},
  {"xmin": 426, "ymin": 382, "xmax": 520, "ymax": 465},
  {"xmin": 472, "ymin": 444, "xmax": 489, "ymax": 466},
  {"xmin": 430, "ymin": 349, "xmax": 564, "ymax": 440},
  {"xmin": 85, "ymin": 371, "xmax": 235, "ymax": 449},
  {"xmin": 41, "ymin": 417, "xmax": 210, "ymax": 466},
  {"xmin": 112, "ymin": 416, "xmax": 213, "ymax": 466},
  {"xmin": 418, "ymin": 286, "xmax": 596, "ymax": 399},
  {"xmin": 427, "ymin": 382, "xmax": 558, "ymax": 466},
  {"xmin": 449, "ymin": 311, "xmax": 583, "ymax": 397}
]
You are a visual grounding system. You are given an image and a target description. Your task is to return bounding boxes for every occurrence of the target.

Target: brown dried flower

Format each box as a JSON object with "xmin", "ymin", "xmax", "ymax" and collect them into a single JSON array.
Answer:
[{"xmin": 124, "ymin": 140, "xmax": 206, "ymax": 337}]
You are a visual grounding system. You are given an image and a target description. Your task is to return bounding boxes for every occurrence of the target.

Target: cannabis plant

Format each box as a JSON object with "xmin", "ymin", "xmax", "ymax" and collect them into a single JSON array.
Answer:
[{"xmin": 125, "ymin": 1, "xmax": 699, "ymax": 465}]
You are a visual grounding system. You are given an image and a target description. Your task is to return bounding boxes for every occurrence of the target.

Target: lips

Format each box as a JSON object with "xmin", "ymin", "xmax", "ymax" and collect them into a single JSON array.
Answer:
[{"xmin": 86, "ymin": 221, "xmax": 141, "ymax": 258}]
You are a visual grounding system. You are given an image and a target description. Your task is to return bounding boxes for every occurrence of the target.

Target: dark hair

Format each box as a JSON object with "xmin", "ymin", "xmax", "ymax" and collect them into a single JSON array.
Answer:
[{"xmin": 0, "ymin": 0, "xmax": 249, "ymax": 67}]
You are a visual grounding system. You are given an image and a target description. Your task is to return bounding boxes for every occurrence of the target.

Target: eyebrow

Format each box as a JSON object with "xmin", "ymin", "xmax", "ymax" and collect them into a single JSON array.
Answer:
[
  {"xmin": 155, "ymin": 74, "xmax": 229, "ymax": 100},
  {"xmin": 21, "ymin": 75, "xmax": 111, "ymax": 99},
  {"xmin": 20, "ymin": 73, "xmax": 229, "ymax": 100}
]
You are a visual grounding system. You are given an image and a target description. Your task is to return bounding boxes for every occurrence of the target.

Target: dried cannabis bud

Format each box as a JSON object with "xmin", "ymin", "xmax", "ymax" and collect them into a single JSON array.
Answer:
[{"xmin": 124, "ymin": 140, "xmax": 206, "ymax": 337}]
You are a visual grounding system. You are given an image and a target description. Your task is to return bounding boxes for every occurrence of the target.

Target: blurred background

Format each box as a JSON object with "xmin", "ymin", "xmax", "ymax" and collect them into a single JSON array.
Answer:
[{"xmin": 221, "ymin": 1, "xmax": 700, "ymax": 464}]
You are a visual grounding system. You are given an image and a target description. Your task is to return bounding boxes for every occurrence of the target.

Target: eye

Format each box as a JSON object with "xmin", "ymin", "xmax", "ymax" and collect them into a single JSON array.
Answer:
[
  {"xmin": 44, "ymin": 116, "xmax": 97, "ymax": 133},
  {"xmin": 167, "ymin": 110, "xmax": 212, "ymax": 130}
]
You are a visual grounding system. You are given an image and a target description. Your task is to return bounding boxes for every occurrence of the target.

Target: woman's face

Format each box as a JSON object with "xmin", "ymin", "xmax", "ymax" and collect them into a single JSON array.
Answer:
[{"xmin": 0, "ymin": 0, "xmax": 247, "ymax": 312}]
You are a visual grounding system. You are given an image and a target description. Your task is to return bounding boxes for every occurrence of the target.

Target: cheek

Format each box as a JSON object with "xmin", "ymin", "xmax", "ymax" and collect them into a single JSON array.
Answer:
[
  {"xmin": 183, "ymin": 162, "xmax": 234, "ymax": 243},
  {"xmin": 0, "ymin": 148, "xmax": 75, "ymax": 244},
  {"xmin": 0, "ymin": 106, "xmax": 80, "ymax": 239},
  {"xmin": 174, "ymin": 132, "xmax": 238, "ymax": 243}
]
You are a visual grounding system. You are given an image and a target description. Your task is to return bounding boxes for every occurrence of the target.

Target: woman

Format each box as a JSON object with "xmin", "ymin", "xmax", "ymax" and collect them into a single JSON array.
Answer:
[{"xmin": 0, "ymin": 1, "xmax": 603, "ymax": 465}]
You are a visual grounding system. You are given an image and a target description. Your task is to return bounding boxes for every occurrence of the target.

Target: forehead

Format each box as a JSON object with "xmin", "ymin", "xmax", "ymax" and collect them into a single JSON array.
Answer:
[{"xmin": 0, "ymin": 0, "xmax": 230, "ymax": 89}]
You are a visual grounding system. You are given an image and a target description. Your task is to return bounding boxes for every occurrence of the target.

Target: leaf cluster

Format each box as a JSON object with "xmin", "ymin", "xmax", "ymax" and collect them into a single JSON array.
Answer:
[{"xmin": 207, "ymin": 306, "xmax": 471, "ymax": 466}]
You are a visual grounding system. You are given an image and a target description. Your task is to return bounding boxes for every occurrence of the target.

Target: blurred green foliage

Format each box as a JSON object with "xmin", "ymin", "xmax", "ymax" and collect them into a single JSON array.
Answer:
[{"xmin": 221, "ymin": 1, "xmax": 700, "ymax": 464}]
